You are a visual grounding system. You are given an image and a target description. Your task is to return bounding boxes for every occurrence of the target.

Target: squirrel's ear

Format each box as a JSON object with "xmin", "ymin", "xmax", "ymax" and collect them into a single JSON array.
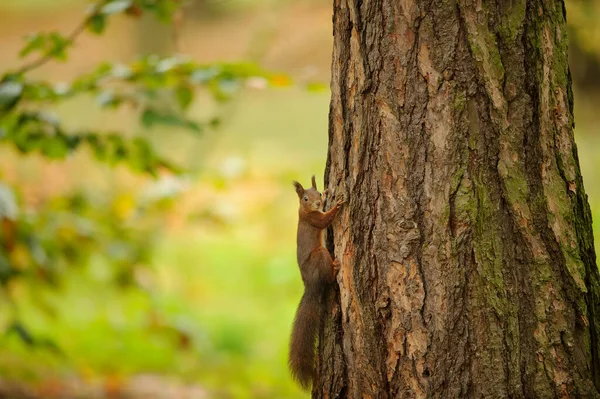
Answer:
[
  {"xmin": 292, "ymin": 181, "xmax": 304, "ymax": 197},
  {"xmin": 311, "ymin": 175, "xmax": 317, "ymax": 189}
]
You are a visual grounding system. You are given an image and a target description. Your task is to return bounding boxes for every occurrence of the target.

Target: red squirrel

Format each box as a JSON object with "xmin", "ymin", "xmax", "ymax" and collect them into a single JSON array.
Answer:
[{"xmin": 288, "ymin": 175, "xmax": 344, "ymax": 390}]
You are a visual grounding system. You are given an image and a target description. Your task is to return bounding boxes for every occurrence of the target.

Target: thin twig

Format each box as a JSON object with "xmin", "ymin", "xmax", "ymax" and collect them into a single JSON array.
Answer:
[{"xmin": 14, "ymin": 8, "xmax": 97, "ymax": 75}]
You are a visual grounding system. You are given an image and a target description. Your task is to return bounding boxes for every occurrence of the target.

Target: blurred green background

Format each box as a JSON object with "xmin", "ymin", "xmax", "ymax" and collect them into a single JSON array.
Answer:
[{"xmin": 0, "ymin": 0, "xmax": 599, "ymax": 398}]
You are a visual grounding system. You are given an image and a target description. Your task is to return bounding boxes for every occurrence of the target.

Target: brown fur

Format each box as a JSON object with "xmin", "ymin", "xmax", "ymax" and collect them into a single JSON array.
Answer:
[{"xmin": 289, "ymin": 176, "xmax": 344, "ymax": 390}]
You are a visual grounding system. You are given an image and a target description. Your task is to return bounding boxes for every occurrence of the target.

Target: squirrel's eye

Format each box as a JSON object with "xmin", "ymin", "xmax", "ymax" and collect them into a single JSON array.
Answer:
[{"xmin": 304, "ymin": 197, "xmax": 308, "ymax": 201}]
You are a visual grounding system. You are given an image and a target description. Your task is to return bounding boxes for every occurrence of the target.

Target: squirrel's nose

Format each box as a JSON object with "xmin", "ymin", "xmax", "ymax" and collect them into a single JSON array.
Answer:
[{"xmin": 316, "ymin": 201, "xmax": 321, "ymax": 207}]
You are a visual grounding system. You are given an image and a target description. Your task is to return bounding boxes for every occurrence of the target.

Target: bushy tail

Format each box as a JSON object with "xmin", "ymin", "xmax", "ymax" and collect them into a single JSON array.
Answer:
[{"xmin": 288, "ymin": 288, "xmax": 323, "ymax": 390}]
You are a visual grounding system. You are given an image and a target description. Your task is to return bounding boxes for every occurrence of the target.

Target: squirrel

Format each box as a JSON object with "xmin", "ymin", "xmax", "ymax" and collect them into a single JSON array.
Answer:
[{"xmin": 288, "ymin": 175, "xmax": 344, "ymax": 390}]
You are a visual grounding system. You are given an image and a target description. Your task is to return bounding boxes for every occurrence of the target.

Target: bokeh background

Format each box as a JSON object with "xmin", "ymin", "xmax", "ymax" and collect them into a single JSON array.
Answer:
[{"xmin": 0, "ymin": 0, "xmax": 599, "ymax": 398}]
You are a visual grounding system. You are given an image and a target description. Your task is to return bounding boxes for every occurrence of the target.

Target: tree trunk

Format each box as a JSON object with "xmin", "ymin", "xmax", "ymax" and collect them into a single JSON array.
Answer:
[{"xmin": 318, "ymin": 0, "xmax": 600, "ymax": 397}]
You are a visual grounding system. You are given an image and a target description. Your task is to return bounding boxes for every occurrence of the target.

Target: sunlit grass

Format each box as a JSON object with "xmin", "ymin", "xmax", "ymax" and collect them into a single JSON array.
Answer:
[{"xmin": 1, "ymin": 233, "xmax": 306, "ymax": 397}]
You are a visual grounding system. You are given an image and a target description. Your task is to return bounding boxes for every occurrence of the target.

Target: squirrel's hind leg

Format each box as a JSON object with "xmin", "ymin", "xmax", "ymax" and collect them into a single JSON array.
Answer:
[{"xmin": 308, "ymin": 248, "xmax": 336, "ymax": 286}]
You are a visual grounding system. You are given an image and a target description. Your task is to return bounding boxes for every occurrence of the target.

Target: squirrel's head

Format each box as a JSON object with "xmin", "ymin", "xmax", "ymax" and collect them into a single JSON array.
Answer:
[{"xmin": 293, "ymin": 175, "xmax": 323, "ymax": 212}]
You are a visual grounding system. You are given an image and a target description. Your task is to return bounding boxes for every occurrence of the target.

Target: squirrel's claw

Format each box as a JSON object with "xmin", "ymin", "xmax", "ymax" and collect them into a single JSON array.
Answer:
[{"xmin": 331, "ymin": 258, "xmax": 341, "ymax": 282}]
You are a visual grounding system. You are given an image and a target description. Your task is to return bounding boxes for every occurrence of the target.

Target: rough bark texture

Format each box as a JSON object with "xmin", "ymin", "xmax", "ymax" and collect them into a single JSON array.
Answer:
[{"xmin": 318, "ymin": 0, "xmax": 600, "ymax": 398}]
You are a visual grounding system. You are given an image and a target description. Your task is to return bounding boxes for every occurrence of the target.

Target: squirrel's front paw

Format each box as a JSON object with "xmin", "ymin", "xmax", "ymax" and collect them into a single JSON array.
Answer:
[
  {"xmin": 333, "ymin": 258, "xmax": 341, "ymax": 272},
  {"xmin": 336, "ymin": 195, "xmax": 346, "ymax": 207}
]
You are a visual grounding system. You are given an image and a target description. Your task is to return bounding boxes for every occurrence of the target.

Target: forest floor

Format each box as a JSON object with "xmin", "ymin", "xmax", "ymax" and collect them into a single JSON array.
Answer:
[{"xmin": 0, "ymin": 375, "xmax": 208, "ymax": 399}]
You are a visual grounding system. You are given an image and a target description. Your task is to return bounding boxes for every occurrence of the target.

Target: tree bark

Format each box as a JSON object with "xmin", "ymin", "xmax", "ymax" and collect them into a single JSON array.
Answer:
[{"xmin": 318, "ymin": 0, "xmax": 600, "ymax": 397}]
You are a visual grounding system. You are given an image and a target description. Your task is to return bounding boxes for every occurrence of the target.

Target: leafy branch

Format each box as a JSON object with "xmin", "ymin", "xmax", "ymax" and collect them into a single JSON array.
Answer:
[
  {"xmin": 13, "ymin": 0, "xmax": 181, "ymax": 75},
  {"xmin": 15, "ymin": 17, "xmax": 89, "ymax": 75},
  {"xmin": 1, "ymin": 0, "xmax": 285, "ymax": 175}
]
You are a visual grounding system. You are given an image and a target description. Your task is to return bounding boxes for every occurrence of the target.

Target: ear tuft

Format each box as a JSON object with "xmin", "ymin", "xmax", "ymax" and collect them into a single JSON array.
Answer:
[
  {"xmin": 292, "ymin": 181, "xmax": 304, "ymax": 198},
  {"xmin": 311, "ymin": 175, "xmax": 317, "ymax": 189}
]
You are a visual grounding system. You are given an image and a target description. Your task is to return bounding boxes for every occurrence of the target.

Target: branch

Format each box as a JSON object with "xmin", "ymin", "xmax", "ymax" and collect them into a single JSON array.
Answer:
[{"xmin": 14, "ymin": 5, "xmax": 99, "ymax": 75}]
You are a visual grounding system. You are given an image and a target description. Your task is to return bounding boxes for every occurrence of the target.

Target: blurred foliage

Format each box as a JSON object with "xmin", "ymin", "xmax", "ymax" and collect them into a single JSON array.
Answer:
[
  {"xmin": 567, "ymin": 1, "xmax": 600, "ymax": 57},
  {"xmin": 0, "ymin": 181, "xmax": 183, "ymax": 362},
  {"xmin": 0, "ymin": 184, "xmax": 170, "ymax": 292},
  {"xmin": 0, "ymin": 0, "xmax": 288, "ymax": 359},
  {"xmin": 0, "ymin": 0, "xmax": 280, "ymax": 174},
  {"xmin": 566, "ymin": 0, "xmax": 600, "ymax": 88}
]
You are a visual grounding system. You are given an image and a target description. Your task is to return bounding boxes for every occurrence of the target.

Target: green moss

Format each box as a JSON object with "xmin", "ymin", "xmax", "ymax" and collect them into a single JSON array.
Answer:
[
  {"xmin": 550, "ymin": 2, "xmax": 570, "ymax": 90},
  {"xmin": 454, "ymin": 174, "xmax": 477, "ymax": 224},
  {"xmin": 452, "ymin": 90, "xmax": 467, "ymax": 114},
  {"xmin": 467, "ymin": 31, "xmax": 505, "ymax": 86},
  {"xmin": 462, "ymin": 7, "xmax": 505, "ymax": 113},
  {"xmin": 489, "ymin": 45, "xmax": 505, "ymax": 77},
  {"xmin": 470, "ymin": 181, "xmax": 511, "ymax": 317},
  {"xmin": 523, "ymin": 14, "xmax": 544, "ymax": 83},
  {"xmin": 544, "ymin": 170, "xmax": 588, "ymax": 292},
  {"xmin": 498, "ymin": 158, "xmax": 529, "ymax": 207},
  {"xmin": 450, "ymin": 168, "xmax": 465, "ymax": 196},
  {"xmin": 497, "ymin": 0, "xmax": 526, "ymax": 42}
]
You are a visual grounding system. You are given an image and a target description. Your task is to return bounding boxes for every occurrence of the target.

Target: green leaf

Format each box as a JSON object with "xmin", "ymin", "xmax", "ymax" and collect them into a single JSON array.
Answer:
[
  {"xmin": 41, "ymin": 135, "xmax": 71, "ymax": 159},
  {"xmin": 14, "ymin": 133, "xmax": 43, "ymax": 154},
  {"xmin": 152, "ymin": 0, "xmax": 179, "ymax": 23},
  {"xmin": 0, "ymin": 81, "xmax": 23, "ymax": 111},
  {"xmin": 190, "ymin": 67, "xmax": 219, "ymax": 83},
  {"xmin": 141, "ymin": 108, "xmax": 202, "ymax": 133},
  {"xmin": 107, "ymin": 135, "xmax": 127, "ymax": 163},
  {"xmin": 19, "ymin": 34, "xmax": 46, "ymax": 58},
  {"xmin": 53, "ymin": 82, "xmax": 71, "ymax": 96},
  {"xmin": 37, "ymin": 111, "xmax": 60, "ymax": 127},
  {"xmin": 131, "ymin": 137, "xmax": 157, "ymax": 174},
  {"xmin": 175, "ymin": 85, "xmax": 193, "ymax": 110},
  {"xmin": 6, "ymin": 322, "xmax": 35, "ymax": 346},
  {"xmin": 209, "ymin": 117, "xmax": 221, "ymax": 128},
  {"xmin": 0, "ymin": 254, "xmax": 14, "ymax": 285},
  {"xmin": 5, "ymin": 322, "xmax": 61, "ymax": 353},
  {"xmin": 17, "ymin": 32, "xmax": 71, "ymax": 62},
  {"xmin": 0, "ymin": 183, "xmax": 19, "ymax": 221},
  {"xmin": 219, "ymin": 79, "xmax": 239, "ymax": 94},
  {"xmin": 22, "ymin": 82, "xmax": 57, "ymax": 102},
  {"xmin": 210, "ymin": 78, "xmax": 240, "ymax": 101},
  {"xmin": 101, "ymin": 0, "xmax": 133, "ymax": 15},
  {"xmin": 96, "ymin": 90, "xmax": 121, "ymax": 108},
  {"xmin": 186, "ymin": 120, "xmax": 202, "ymax": 133},
  {"xmin": 111, "ymin": 63, "xmax": 133, "ymax": 79},
  {"xmin": 306, "ymin": 82, "xmax": 328, "ymax": 92},
  {"xmin": 86, "ymin": 135, "xmax": 107, "ymax": 160},
  {"xmin": 27, "ymin": 236, "xmax": 48, "ymax": 266},
  {"xmin": 47, "ymin": 33, "xmax": 70, "ymax": 61},
  {"xmin": 87, "ymin": 14, "xmax": 106, "ymax": 34},
  {"xmin": 64, "ymin": 135, "xmax": 82, "ymax": 150},
  {"xmin": 141, "ymin": 108, "xmax": 160, "ymax": 129},
  {"xmin": 155, "ymin": 57, "xmax": 180, "ymax": 73},
  {"xmin": 142, "ymin": 108, "xmax": 180, "ymax": 128},
  {"xmin": 36, "ymin": 338, "xmax": 63, "ymax": 355}
]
